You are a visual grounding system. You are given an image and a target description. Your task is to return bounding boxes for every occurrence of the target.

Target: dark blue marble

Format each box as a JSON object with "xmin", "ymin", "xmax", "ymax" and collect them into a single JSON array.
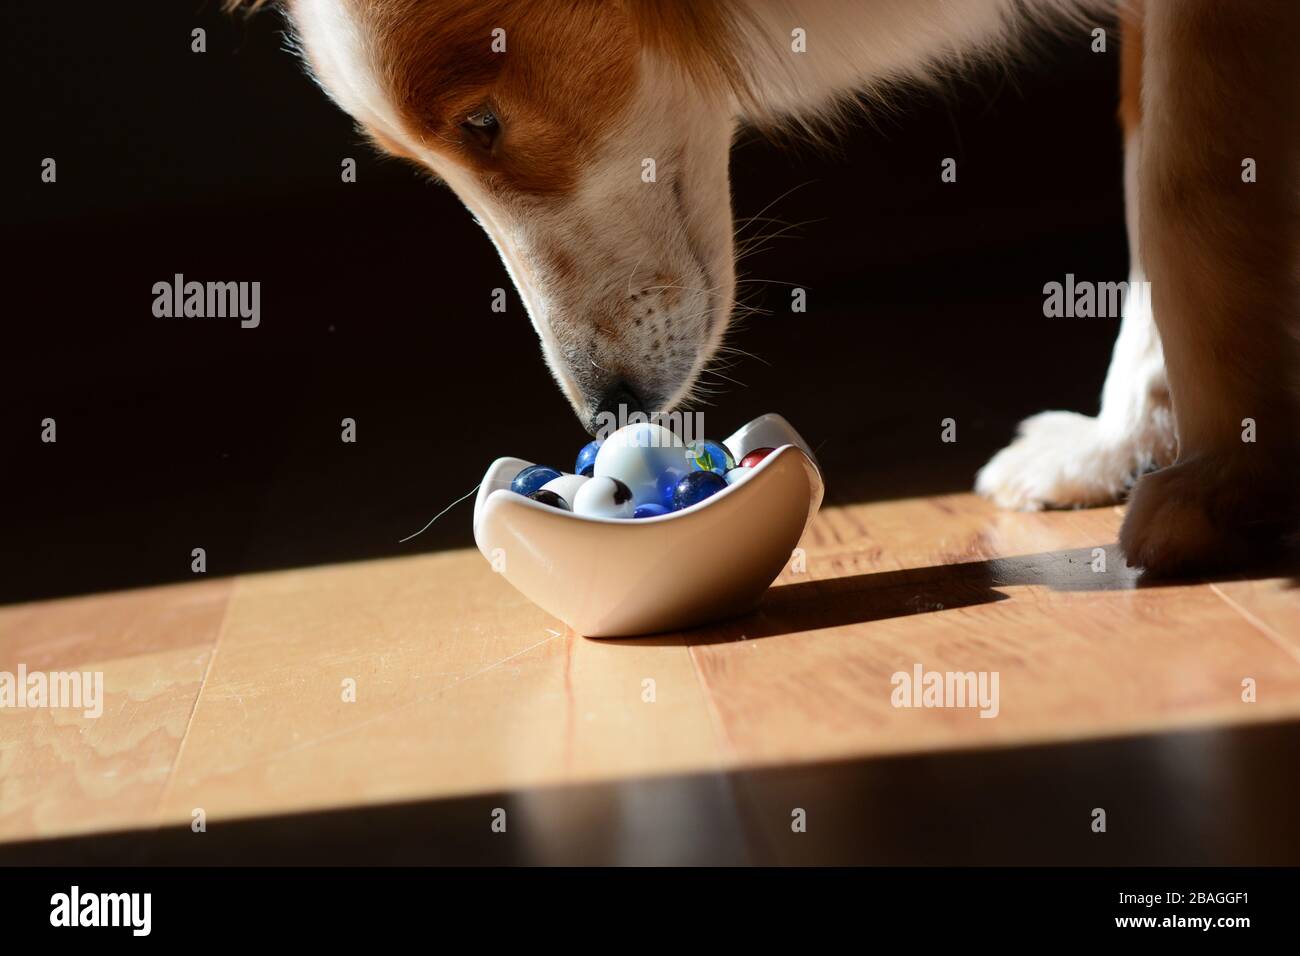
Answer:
[
  {"xmin": 657, "ymin": 465, "xmax": 687, "ymax": 508},
  {"xmin": 511, "ymin": 464, "xmax": 562, "ymax": 497},
  {"xmin": 671, "ymin": 470, "xmax": 727, "ymax": 510}
]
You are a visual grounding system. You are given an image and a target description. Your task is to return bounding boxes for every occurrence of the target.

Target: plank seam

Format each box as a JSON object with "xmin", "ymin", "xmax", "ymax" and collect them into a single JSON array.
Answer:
[
  {"xmin": 152, "ymin": 579, "xmax": 235, "ymax": 825},
  {"xmin": 1208, "ymin": 582, "xmax": 1300, "ymax": 668}
]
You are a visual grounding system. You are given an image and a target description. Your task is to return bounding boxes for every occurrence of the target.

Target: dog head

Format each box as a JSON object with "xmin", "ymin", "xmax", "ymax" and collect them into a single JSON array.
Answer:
[{"xmin": 280, "ymin": 0, "xmax": 750, "ymax": 433}]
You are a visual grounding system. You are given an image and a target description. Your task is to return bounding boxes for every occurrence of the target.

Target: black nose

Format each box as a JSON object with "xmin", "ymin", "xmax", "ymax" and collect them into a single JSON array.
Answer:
[{"xmin": 587, "ymin": 380, "xmax": 645, "ymax": 436}]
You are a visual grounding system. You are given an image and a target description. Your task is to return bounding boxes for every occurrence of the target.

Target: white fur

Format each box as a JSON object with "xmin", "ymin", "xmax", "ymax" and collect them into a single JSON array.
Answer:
[
  {"xmin": 291, "ymin": 0, "xmax": 408, "ymax": 145},
  {"xmin": 976, "ymin": 130, "xmax": 1177, "ymax": 509},
  {"xmin": 730, "ymin": 0, "xmax": 1084, "ymax": 122}
]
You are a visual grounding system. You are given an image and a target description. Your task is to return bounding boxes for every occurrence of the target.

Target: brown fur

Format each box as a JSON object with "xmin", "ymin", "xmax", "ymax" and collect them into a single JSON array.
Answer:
[
  {"xmin": 1117, "ymin": 0, "xmax": 1142, "ymax": 133},
  {"xmin": 349, "ymin": 0, "xmax": 640, "ymax": 196},
  {"xmin": 1120, "ymin": 0, "xmax": 1300, "ymax": 572},
  {"xmin": 235, "ymin": 1, "xmax": 748, "ymax": 194},
  {"xmin": 625, "ymin": 0, "xmax": 755, "ymax": 106}
]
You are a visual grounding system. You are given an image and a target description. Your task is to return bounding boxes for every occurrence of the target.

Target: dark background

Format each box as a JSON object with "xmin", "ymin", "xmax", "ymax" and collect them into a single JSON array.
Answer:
[{"xmin": 2, "ymin": 2, "xmax": 1129, "ymax": 603}]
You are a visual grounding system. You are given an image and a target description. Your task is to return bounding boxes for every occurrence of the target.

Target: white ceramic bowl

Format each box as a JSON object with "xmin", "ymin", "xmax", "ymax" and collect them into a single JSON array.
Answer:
[{"xmin": 473, "ymin": 414, "xmax": 824, "ymax": 637}]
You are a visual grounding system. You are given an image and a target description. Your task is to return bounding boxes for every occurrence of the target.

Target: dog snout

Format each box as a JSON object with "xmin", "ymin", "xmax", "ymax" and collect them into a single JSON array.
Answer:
[{"xmin": 586, "ymin": 378, "xmax": 647, "ymax": 436}]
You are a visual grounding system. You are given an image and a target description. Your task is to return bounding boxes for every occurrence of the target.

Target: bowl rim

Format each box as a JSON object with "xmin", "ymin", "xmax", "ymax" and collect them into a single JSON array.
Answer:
[
  {"xmin": 472, "ymin": 412, "xmax": 821, "ymax": 537},
  {"xmin": 482, "ymin": 441, "xmax": 813, "ymax": 527}
]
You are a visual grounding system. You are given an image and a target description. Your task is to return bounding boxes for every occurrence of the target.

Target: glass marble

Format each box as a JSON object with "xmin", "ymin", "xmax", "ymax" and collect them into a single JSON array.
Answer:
[
  {"xmin": 573, "ymin": 476, "xmax": 636, "ymax": 519},
  {"xmin": 593, "ymin": 422, "xmax": 684, "ymax": 506},
  {"xmin": 671, "ymin": 470, "xmax": 727, "ymax": 510},
  {"xmin": 633, "ymin": 502, "xmax": 670, "ymax": 519},
  {"xmin": 657, "ymin": 466, "xmax": 687, "ymax": 507},
  {"xmin": 511, "ymin": 464, "xmax": 563, "ymax": 497},
  {"xmin": 575, "ymin": 439, "xmax": 602, "ymax": 478},
  {"xmin": 528, "ymin": 489, "xmax": 570, "ymax": 510},
  {"xmin": 685, "ymin": 439, "xmax": 736, "ymax": 476}
]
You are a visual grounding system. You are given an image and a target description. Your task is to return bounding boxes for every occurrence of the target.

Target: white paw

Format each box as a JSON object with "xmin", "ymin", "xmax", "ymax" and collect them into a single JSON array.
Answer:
[{"xmin": 975, "ymin": 410, "xmax": 1146, "ymax": 511}]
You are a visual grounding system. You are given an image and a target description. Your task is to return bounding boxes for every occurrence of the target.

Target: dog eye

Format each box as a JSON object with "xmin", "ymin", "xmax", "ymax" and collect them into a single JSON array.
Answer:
[{"xmin": 460, "ymin": 108, "xmax": 500, "ymax": 151}]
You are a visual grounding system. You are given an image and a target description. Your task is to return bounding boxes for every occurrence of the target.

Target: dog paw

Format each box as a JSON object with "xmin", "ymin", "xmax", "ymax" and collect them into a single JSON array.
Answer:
[
  {"xmin": 1120, "ymin": 452, "xmax": 1297, "ymax": 575},
  {"xmin": 976, "ymin": 411, "xmax": 1149, "ymax": 511}
]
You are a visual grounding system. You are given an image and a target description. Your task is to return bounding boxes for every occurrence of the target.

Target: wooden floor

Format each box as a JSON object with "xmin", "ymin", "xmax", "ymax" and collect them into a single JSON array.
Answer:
[{"xmin": 2, "ymin": 493, "xmax": 1299, "ymax": 845}]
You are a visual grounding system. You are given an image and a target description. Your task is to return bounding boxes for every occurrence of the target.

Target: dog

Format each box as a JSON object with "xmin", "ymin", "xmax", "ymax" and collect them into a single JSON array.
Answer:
[{"xmin": 231, "ymin": 0, "xmax": 1298, "ymax": 575}]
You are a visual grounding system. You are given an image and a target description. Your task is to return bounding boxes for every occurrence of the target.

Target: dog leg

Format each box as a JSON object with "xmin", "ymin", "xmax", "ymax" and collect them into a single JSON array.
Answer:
[
  {"xmin": 1119, "ymin": 0, "xmax": 1299, "ymax": 573},
  {"xmin": 976, "ymin": 2, "xmax": 1176, "ymax": 511}
]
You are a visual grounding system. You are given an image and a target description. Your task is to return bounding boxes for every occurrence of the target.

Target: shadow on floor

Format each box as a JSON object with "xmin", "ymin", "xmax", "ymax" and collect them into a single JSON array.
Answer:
[{"xmin": 610, "ymin": 545, "xmax": 1299, "ymax": 646}]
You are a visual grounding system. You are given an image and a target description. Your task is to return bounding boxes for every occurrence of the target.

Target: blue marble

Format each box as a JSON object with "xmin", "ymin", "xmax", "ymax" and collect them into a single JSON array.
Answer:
[
  {"xmin": 511, "ymin": 464, "xmax": 563, "ymax": 498},
  {"xmin": 633, "ymin": 502, "xmax": 670, "ymax": 519},
  {"xmin": 575, "ymin": 439, "xmax": 603, "ymax": 478},
  {"xmin": 657, "ymin": 466, "xmax": 687, "ymax": 508},
  {"xmin": 671, "ymin": 470, "xmax": 727, "ymax": 510}
]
